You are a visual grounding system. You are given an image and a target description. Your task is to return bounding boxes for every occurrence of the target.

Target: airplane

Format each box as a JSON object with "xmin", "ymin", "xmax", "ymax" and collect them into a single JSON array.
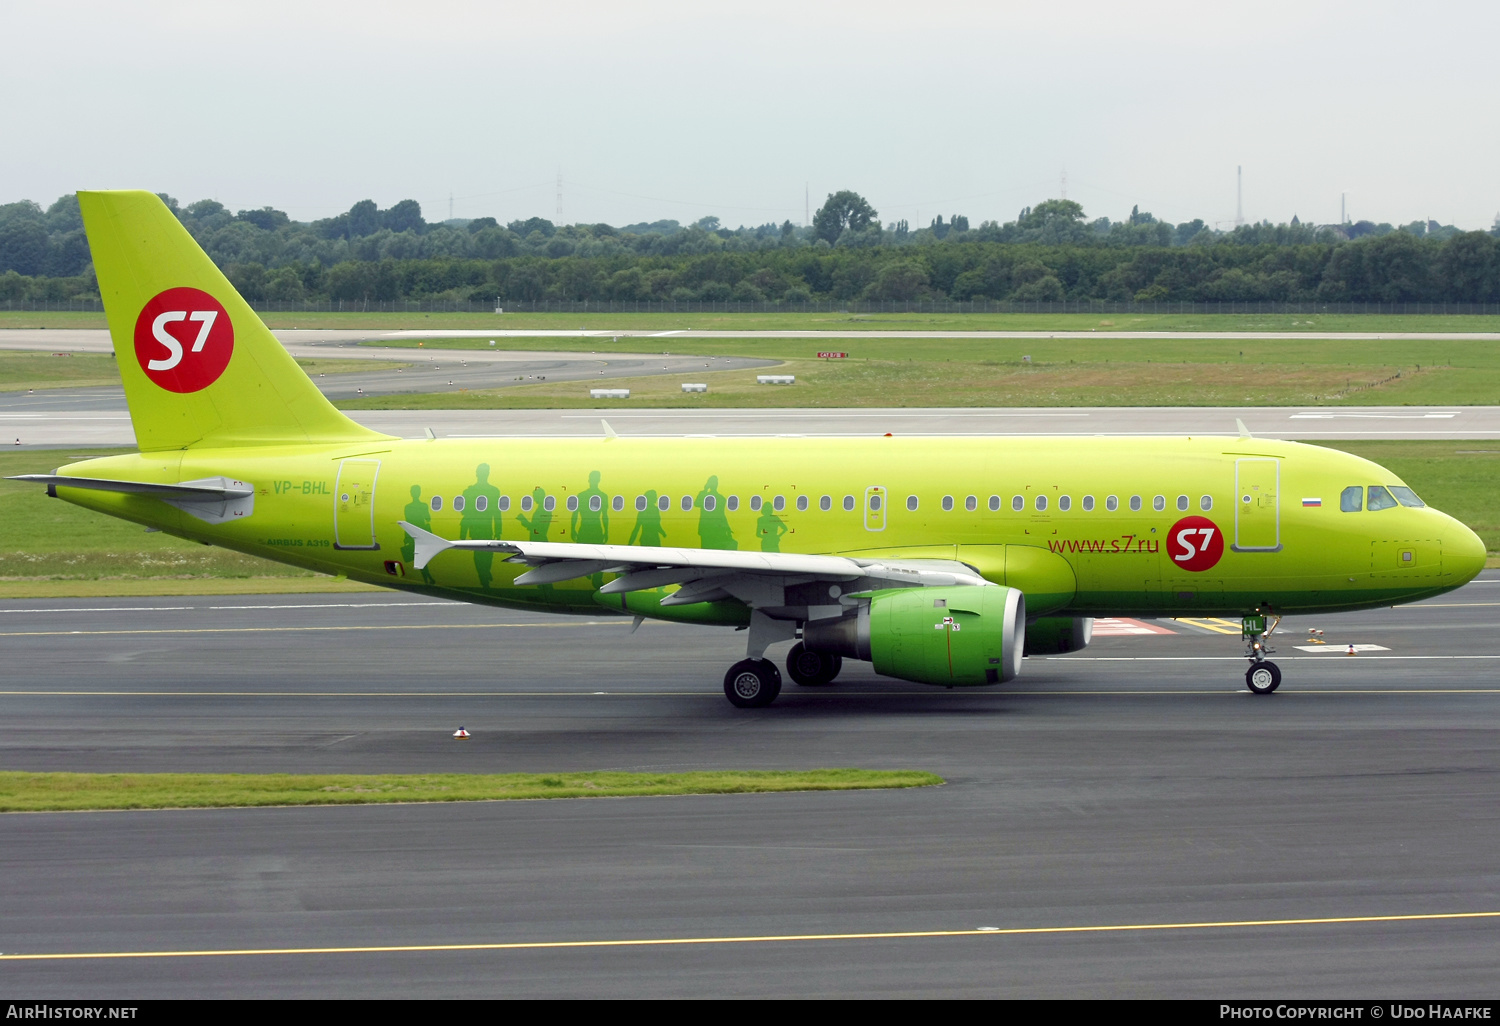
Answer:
[{"xmin": 10, "ymin": 191, "xmax": 1488, "ymax": 708}]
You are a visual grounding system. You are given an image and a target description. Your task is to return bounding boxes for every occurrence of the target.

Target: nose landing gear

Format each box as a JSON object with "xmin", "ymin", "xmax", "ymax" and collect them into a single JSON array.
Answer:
[{"xmin": 1243, "ymin": 612, "xmax": 1282, "ymax": 694}]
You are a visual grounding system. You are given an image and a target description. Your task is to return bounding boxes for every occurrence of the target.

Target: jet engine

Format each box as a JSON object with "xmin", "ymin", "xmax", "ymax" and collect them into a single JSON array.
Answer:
[{"xmin": 803, "ymin": 585, "xmax": 1025, "ymax": 687}]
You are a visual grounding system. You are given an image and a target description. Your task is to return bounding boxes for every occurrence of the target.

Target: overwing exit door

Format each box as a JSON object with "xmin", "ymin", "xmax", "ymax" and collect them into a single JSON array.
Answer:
[
  {"xmin": 1233, "ymin": 458, "xmax": 1281, "ymax": 552},
  {"xmin": 864, "ymin": 485, "xmax": 887, "ymax": 532},
  {"xmin": 334, "ymin": 458, "xmax": 381, "ymax": 550}
]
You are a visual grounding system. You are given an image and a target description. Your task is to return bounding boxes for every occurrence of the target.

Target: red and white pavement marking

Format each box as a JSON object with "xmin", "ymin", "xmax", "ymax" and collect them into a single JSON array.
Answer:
[{"xmin": 1091, "ymin": 617, "xmax": 1177, "ymax": 636}]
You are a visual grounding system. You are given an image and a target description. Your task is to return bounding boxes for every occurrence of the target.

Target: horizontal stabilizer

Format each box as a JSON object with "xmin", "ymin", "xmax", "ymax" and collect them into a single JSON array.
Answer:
[{"xmin": 8, "ymin": 474, "xmax": 253, "ymax": 499}]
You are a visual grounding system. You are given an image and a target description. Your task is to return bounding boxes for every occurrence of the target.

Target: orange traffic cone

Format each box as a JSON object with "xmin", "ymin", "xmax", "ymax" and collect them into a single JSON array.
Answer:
[
  {"xmin": 1346, "ymin": 644, "xmax": 1357, "ymax": 656},
  {"xmin": 453, "ymin": 727, "xmax": 471, "ymax": 739}
]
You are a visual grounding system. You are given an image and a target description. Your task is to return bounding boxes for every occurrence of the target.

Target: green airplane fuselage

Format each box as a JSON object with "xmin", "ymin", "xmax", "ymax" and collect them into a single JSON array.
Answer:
[{"xmin": 53, "ymin": 432, "xmax": 1486, "ymax": 621}]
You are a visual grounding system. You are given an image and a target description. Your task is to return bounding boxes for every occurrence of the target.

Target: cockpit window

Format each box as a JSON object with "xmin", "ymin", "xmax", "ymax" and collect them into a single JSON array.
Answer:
[
  {"xmin": 1367, "ymin": 485, "xmax": 1398, "ymax": 511},
  {"xmin": 1390, "ymin": 486, "xmax": 1425, "ymax": 508},
  {"xmin": 1340, "ymin": 486, "xmax": 1362, "ymax": 512}
]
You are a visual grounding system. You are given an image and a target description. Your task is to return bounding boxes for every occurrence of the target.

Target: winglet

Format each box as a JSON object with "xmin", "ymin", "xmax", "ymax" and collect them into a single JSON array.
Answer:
[
  {"xmin": 398, "ymin": 520, "xmax": 453, "ymax": 570},
  {"xmin": 1236, "ymin": 418, "xmax": 1252, "ymax": 438},
  {"xmin": 601, "ymin": 419, "xmax": 618, "ymax": 440}
]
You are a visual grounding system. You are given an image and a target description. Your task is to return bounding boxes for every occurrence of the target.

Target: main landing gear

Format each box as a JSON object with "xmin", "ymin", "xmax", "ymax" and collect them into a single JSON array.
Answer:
[
  {"xmin": 1242, "ymin": 612, "xmax": 1282, "ymax": 695},
  {"xmin": 724, "ymin": 659, "xmax": 782, "ymax": 708},
  {"xmin": 786, "ymin": 642, "xmax": 843, "ymax": 687},
  {"xmin": 723, "ymin": 613, "xmax": 848, "ymax": 708}
]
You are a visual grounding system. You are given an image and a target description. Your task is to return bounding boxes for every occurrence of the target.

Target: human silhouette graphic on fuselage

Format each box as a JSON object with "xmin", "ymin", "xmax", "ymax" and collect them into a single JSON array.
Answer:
[
  {"xmin": 695, "ymin": 475, "xmax": 736, "ymax": 550},
  {"xmin": 629, "ymin": 490, "xmax": 666, "ymax": 547},
  {"xmin": 401, "ymin": 484, "xmax": 435, "ymax": 584},
  {"xmin": 757, "ymin": 505, "xmax": 787, "ymax": 552},
  {"xmin": 572, "ymin": 470, "xmax": 609, "ymax": 544},
  {"xmin": 460, "ymin": 463, "xmax": 501, "ymax": 589},
  {"xmin": 514, "ymin": 487, "xmax": 555, "ymax": 593}
]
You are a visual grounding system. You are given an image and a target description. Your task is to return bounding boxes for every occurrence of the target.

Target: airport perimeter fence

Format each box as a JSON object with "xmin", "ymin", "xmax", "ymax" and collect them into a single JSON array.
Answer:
[{"xmin": 9, "ymin": 298, "xmax": 1500, "ymax": 316}]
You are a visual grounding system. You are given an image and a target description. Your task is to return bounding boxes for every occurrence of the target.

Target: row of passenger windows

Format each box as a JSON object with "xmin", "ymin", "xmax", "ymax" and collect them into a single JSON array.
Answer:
[
  {"xmin": 1340, "ymin": 485, "xmax": 1425, "ymax": 512},
  {"xmin": 427, "ymin": 492, "xmax": 1215, "ymax": 514}
]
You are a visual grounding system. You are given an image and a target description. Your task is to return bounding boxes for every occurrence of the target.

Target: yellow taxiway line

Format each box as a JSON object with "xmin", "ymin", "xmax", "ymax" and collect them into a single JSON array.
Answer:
[
  {"xmin": 1172, "ymin": 617, "xmax": 1245, "ymax": 635},
  {"xmin": 2, "ymin": 910, "xmax": 1496, "ymax": 962}
]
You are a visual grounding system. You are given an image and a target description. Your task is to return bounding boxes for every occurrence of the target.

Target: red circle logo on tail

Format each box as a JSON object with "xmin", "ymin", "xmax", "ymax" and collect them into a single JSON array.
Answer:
[
  {"xmin": 1167, "ymin": 515, "xmax": 1225, "ymax": 572},
  {"xmin": 133, "ymin": 287, "xmax": 234, "ymax": 393}
]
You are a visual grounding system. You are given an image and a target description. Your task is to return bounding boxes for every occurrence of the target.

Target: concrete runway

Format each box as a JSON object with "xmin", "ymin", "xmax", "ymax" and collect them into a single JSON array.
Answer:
[
  {"xmin": 2, "ymin": 579, "xmax": 1499, "ymax": 996},
  {"xmin": 6, "ymin": 392, "xmax": 1500, "ymax": 449},
  {"xmin": 0, "ymin": 329, "xmax": 773, "ymax": 406}
]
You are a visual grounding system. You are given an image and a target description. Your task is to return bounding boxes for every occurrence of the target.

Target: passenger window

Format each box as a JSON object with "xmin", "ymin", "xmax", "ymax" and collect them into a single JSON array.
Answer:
[
  {"xmin": 567, "ymin": 496, "xmax": 578, "ymax": 512},
  {"xmin": 728, "ymin": 495, "xmax": 739, "ymax": 511},
  {"xmin": 590, "ymin": 495, "xmax": 602, "ymax": 512},
  {"xmin": 544, "ymin": 496, "xmax": 556, "ymax": 512},
  {"xmin": 989, "ymin": 495, "xmax": 1000, "ymax": 511},
  {"xmin": 843, "ymin": 495, "xmax": 855, "ymax": 511},
  {"xmin": 635, "ymin": 495, "xmax": 646, "ymax": 512},
  {"xmin": 431, "ymin": 495, "xmax": 443, "ymax": 511},
  {"xmin": 942, "ymin": 495, "xmax": 954, "ymax": 511},
  {"xmin": 796, "ymin": 495, "xmax": 808, "ymax": 512},
  {"xmin": 657, "ymin": 494, "xmax": 670, "ymax": 511},
  {"xmin": 499, "ymin": 495, "xmax": 511, "ymax": 512},
  {"xmin": 1082, "ymin": 495, "xmax": 1094, "ymax": 511},
  {"xmin": 1200, "ymin": 495, "xmax": 1212, "ymax": 511},
  {"xmin": 773, "ymin": 495, "xmax": 786, "ymax": 511},
  {"xmin": 908, "ymin": 495, "xmax": 919, "ymax": 511},
  {"xmin": 1012, "ymin": 495, "xmax": 1024, "ymax": 511},
  {"xmin": 1340, "ymin": 486, "xmax": 1361, "ymax": 512},
  {"xmin": 1058, "ymin": 495, "xmax": 1071, "ymax": 511},
  {"xmin": 703, "ymin": 495, "xmax": 716, "ymax": 511},
  {"xmin": 453, "ymin": 495, "xmax": 466, "ymax": 512},
  {"xmin": 1130, "ymin": 495, "xmax": 1142, "ymax": 512},
  {"xmin": 1153, "ymin": 495, "xmax": 1165, "ymax": 512},
  {"xmin": 1106, "ymin": 495, "xmax": 1118, "ymax": 511},
  {"xmin": 682, "ymin": 495, "xmax": 693, "ymax": 511},
  {"xmin": 750, "ymin": 495, "xmax": 762, "ymax": 511},
  {"xmin": 1177, "ymin": 495, "xmax": 1189, "ymax": 511},
  {"xmin": 1367, "ymin": 485, "xmax": 1398, "ymax": 511},
  {"xmin": 522, "ymin": 495, "xmax": 533, "ymax": 512},
  {"xmin": 1036, "ymin": 495, "xmax": 1048, "ymax": 511},
  {"xmin": 965, "ymin": 495, "xmax": 977, "ymax": 512},
  {"xmin": 1390, "ymin": 486, "xmax": 1425, "ymax": 508},
  {"xmin": 612, "ymin": 495, "xmax": 623, "ymax": 512},
  {"xmin": 820, "ymin": 495, "xmax": 831, "ymax": 511},
  {"xmin": 870, "ymin": 494, "xmax": 882, "ymax": 511}
]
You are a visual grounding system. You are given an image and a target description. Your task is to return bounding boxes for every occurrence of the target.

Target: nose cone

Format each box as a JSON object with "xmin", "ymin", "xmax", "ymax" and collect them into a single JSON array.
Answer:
[{"xmin": 1451, "ymin": 521, "xmax": 1488, "ymax": 585}]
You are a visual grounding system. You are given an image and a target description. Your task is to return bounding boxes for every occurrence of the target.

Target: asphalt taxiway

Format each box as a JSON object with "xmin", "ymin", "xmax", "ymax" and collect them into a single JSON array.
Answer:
[{"xmin": 1, "ymin": 579, "xmax": 1498, "ymax": 996}]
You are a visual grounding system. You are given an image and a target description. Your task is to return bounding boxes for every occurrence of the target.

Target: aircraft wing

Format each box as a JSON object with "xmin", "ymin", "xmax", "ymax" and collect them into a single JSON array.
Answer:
[{"xmin": 398, "ymin": 521, "xmax": 989, "ymax": 612}]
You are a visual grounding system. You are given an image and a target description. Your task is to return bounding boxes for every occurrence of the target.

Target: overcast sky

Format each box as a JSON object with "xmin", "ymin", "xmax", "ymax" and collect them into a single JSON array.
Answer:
[{"xmin": 4, "ymin": 1, "xmax": 1497, "ymax": 230}]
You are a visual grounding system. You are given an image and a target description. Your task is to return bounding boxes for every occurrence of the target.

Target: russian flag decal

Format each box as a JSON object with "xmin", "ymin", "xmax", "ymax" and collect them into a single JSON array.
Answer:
[{"xmin": 1302, "ymin": 498, "xmax": 1322, "ymax": 507}]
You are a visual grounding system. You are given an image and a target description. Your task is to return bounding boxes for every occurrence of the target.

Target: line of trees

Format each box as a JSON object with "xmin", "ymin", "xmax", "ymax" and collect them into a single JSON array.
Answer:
[{"xmin": 4, "ymin": 191, "xmax": 1500, "ymax": 306}]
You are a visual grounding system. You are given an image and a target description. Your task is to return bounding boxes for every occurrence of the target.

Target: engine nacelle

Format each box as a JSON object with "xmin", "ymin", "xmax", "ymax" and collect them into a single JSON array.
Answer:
[
  {"xmin": 1023, "ymin": 616, "xmax": 1094, "ymax": 656},
  {"xmin": 804, "ymin": 586, "xmax": 1025, "ymax": 687}
]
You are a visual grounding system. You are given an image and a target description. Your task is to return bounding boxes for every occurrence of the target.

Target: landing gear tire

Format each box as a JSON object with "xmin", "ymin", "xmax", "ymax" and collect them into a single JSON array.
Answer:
[
  {"xmin": 724, "ymin": 659, "xmax": 783, "ymax": 708},
  {"xmin": 786, "ymin": 643, "xmax": 843, "ymax": 687},
  {"xmin": 1245, "ymin": 661, "xmax": 1282, "ymax": 695}
]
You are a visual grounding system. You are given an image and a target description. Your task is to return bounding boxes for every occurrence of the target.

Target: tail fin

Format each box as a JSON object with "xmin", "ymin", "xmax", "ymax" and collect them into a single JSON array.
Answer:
[{"xmin": 80, "ymin": 190, "xmax": 390, "ymax": 451}]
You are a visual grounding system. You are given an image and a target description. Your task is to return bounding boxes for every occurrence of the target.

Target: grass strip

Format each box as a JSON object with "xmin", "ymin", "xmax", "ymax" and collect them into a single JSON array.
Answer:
[{"xmin": 0, "ymin": 769, "xmax": 943, "ymax": 812}]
